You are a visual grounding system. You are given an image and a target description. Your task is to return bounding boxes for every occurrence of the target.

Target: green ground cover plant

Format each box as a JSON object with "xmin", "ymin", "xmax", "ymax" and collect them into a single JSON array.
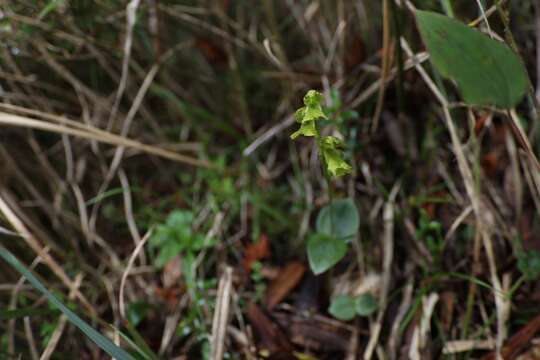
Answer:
[{"xmin": 1, "ymin": 1, "xmax": 540, "ymax": 359}]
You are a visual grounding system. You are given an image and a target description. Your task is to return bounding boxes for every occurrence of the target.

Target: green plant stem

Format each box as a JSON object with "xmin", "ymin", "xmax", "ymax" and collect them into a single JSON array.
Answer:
[{"xmin": 316, "ymin": 129, "xmax": 335, "ymax": 238}]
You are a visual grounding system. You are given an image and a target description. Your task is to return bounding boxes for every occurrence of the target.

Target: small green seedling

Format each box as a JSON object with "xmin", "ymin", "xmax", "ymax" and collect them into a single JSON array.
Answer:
[
  {"xmin": 416, "ymin": 209, "xmax": 444, "ymax": 261},
  {"xmin": 291, "ymin": 90, "xmax": 359, "ymax": 275},
  {"xmin": 328, "ymin": 293, "xmax": 378, "ymax": 321},
  {"xmin": 149, "ymin": 210, "xmax": 213, "ymax": 268},
  {"xmin": 150, "ymin": 210, "xmax": 220, "ymax": 359}
]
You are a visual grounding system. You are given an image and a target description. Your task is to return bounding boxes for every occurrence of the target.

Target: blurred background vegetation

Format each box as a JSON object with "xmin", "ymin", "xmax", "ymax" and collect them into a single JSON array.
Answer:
[{"xmin": 1, "ymin": 0, "xmax": 540, "ymax": 359}]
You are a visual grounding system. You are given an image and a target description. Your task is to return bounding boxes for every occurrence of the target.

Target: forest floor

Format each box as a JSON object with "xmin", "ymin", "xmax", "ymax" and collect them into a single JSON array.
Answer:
[{"xmin": 1, "ymin": 1, "xmax": 540, "ymax": 359}]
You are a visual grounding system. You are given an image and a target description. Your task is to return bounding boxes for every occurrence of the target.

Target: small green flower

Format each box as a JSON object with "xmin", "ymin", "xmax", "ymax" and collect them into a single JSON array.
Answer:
[
  {"xmin": 291, "ymin": 90, "xmax": 352, "ymax": 178},
  {"xmin": 291, "ymin": 90, "xmax": 327, "ymax": 140},
  {"xmin": 291, "ymin": 120, "xmax": 317, "ymax": 139},
  {"xmin": 320, "ymin": 136, "xmax": 352, "ymax": 177}
]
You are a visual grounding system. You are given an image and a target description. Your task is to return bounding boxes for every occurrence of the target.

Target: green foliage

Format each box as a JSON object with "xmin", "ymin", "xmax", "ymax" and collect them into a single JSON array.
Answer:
[
  {"xmin": 328, "ymin": 293, "xmax": 378, "ymax": 321},
  {"xmin": 149, "ymin": 210, "xmax": 213, "ymax": 268},
  {"xmin": 355, "ymin": 293, "xmax": 378, "ymax": 317},
  {"xmin": 306, "ymin": 198, "xmax": 359, "ymax": 275},
  {"xmin": 126, "ymin": 302, "xmax": 153, "ymax": 327},
  {"xmin": 328, "ymin": 295, "xmax": 356, "ymax": 321},
  {"xmin": 40, "ymin": 320, "xmax": 58, "ymax": 346},
  {"xmin": 307, "ymin": 233, "xmax": 348, "ymax": 275},
  {"xmin": 149, "ymin": 209, "xmax": 217, "ymax": 358},
  {"xmin": 517, "ymin": 250, "xmax": 540, "ymax": 281},
  {"xmin": 291, "ymin": 90, "xmax": 357, "ymax": 275},
  {"xmin": 415, "ymin": 209, "xmax": 443, "ymax": 259},
  {"xmin": 416, "ymin": 10, "xmax": 528, "ymax": 108},
  {"xmin": 316, "ymin": 198, "xmax": 360, "ymax": 241},
  {"xmin": 0, "ymin": 245, "xmax": 135, "ymax": 360},
  {"xmin": 291, "ymin": 90, "xmax": 352, "ymax": 178},
  {"xmin": 39, "ymin": 0, "xmax": 66, "ymax": 19},
  {"xmin": 326, "ymin": 89, "xmax": 359, "ymax": 125},
  {"xmin": 250, "ymin": 261, "xmax": 267, "ymax": 301}
]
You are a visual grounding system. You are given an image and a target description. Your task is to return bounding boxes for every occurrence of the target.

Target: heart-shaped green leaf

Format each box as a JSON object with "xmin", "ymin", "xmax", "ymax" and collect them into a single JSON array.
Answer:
[
  {"xmin": 316, "ymin": 198, "xmax": 359, "ymax": 240},
  {"xmin": 328, "ymin": 295, "xmax": 356, "ymax": 321},
  {"xmin": 307, "ymin": 233, "xmax": 347, "ymax": 274},
  {"xmin": 416, "ymin": 10, "xmax": 528, "ymax": 108},
  {"xmin": 355, "ymin": 293, "xmax": 378, "ymax": 317}
]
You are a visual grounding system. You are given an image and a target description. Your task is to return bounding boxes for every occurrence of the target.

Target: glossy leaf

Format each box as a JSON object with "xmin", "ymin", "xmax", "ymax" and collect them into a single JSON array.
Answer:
[
  {"xmin": 416, "ymin": 10, "xmax": 528, "ymax": 108},
  {"xmin": 316, "ymin": 198, "xmax": 359, "ymax": 240},
  {"xmin": 328, "ymin": 295, "xmax": 356, "ymax": 321},
  {"xmin": 307, "ymin": 233, "xmax": 347, "ymax": 275}
]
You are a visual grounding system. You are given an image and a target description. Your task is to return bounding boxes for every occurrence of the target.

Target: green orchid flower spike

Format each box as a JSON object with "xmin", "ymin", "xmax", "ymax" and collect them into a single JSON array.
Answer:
[
  {"xmin": 290, "ymin": 90, "xmax": 327, "ymax": 139},
  {"xmin": 320, "ymin": 136, "xmax": 352, "ymax": 177},
  {"xmin": 290, "ymin": 90, "xmax": 352, "ymax": 178}
]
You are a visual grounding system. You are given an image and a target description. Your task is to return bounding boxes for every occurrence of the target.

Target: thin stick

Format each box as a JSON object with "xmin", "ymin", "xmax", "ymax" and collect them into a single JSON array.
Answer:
[
  {"xmin": 119, "ymin": 230, "xmax": 152, "ymax": 318},
  {"xmin": 364, "ymin": 182, "xmax": 400, "ymax": 359},
  {"xmin": 0, "ymin": 111, "xmax": 210, "ymax": 167},
  {"xmin": 0, "ymin": 191, "xmax": 96, "ymax": 316},
  {"xmin": 210, "ymin": 267, "xmax": 234, "ymax": 360}
]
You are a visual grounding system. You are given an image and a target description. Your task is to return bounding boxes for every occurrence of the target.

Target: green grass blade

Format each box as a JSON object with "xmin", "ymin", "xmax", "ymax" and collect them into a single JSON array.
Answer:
[
  {"xmin": 119, "ymin": 322, "xmax": 161, "ymax": 360},
  {"xmin": 0, "ymin": 245, "xmax": 135, "ymax": 360}
]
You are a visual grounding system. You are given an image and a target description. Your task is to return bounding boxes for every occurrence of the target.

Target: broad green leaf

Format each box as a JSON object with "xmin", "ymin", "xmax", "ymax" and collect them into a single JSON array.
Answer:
[
  {"xmin": 355, "ymin": 293, "xmax": 378, "ymax": 317},
  {"xmin": 316, "ymin": 198, "xmax": 359, "ymax": 240},
  {"xmin": 328, "ymin": 295, "xmax": 356, "ymax": 321},
  {"xmin": 415, "ymin": 10, "xmax": 528, "ymax": 108},
  {"xmin": 307, "ymin": 233, "xmax": 347, "ymax": 274},
  {"xmin": 0, "ymin": 245, "xmax": 135, "ymax": 360}
]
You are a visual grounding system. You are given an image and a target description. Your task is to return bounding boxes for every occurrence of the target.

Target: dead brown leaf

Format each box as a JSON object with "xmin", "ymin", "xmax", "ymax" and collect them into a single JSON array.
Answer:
[
  {"xmin": 242, "ymin": 234, "xmax": 271, "ymax": 273},
  {"xmin": 265, "ymin": 261, "xmax": 306, "ymax": 310}
]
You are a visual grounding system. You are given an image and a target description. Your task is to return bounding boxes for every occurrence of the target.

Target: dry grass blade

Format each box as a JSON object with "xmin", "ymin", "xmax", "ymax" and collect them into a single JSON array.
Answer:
[
  {"xmin": 0, "ymin": 110, "xmax": 210, "ymax": 167},
  {"xmin": 211, "ymin": 267, "xmax": 234, "ymax": 360},
  {"xmin": 409, "ymin": 293, "xmax": 439, "ymax": 360},
  {"xmin": 40, "ymin": 274, "xmax": 84, "ymax": 360},
  {"xmin": 401, "ymin": 36, "xmax": 507, "ymax": 357},
  {"xmin": 119, "ymin": 229, "xmax": 152, "ymax": 319},
  {"xmin": 371, "ymin": 0, "xmax": 393, "ymax": 133},
  {"xmin": 364, "ymin": 183, "xmax": 399, "ymax": 360},
  {"xmin": 443, "ymin": 339, "xmax": 496, "ymax": 354},
  {"xmin": 0, "ymin": 191, "xmax": 95, "ymax": 316},
  {"xmin": 1, "ymin": 1, "xmax": 538, "ymax": 358}
]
